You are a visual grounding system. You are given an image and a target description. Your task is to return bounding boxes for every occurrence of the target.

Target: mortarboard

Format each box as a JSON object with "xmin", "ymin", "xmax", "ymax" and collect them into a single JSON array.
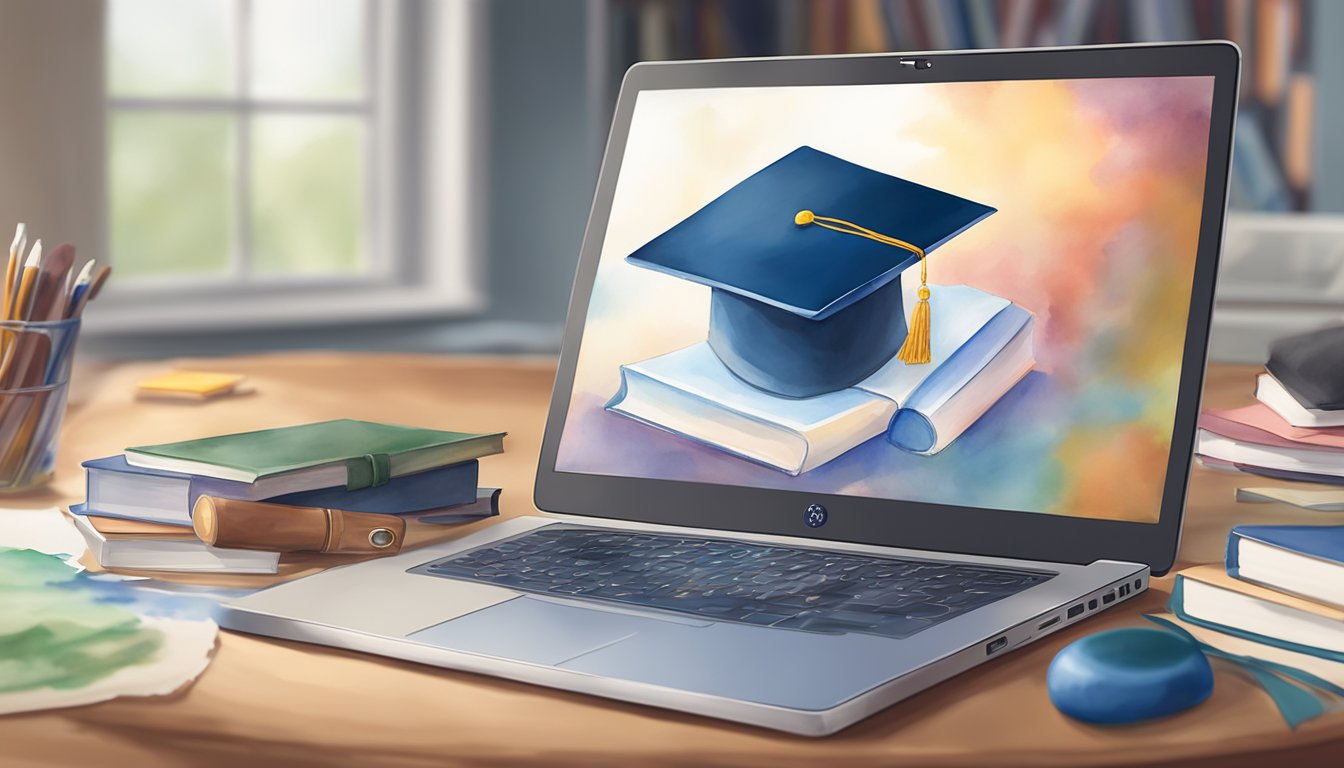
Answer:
[{"xmin": 626, "ymin": 145, "xmax": 996, "ymax": 398}]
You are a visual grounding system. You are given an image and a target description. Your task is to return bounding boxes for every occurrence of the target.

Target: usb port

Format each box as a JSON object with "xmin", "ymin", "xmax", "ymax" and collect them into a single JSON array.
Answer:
[
  {"xmin": 1067, "ymin": 604, "xmax": 1084, "ymax": 619},
  {"xmin": 986, "ymin": 636, "xmax": 1007, "ymax": 655},
  {"xmin": 1038, "ymin": 615, "xmax": 1061, "ymax": 630},
  {"xmin": 1119, "ymin": 584, "xmax": 1131, "ymax": 598},
  {"xmin": 1102, "ymin": 591, "xmax": 1116, "ymax": 604}
]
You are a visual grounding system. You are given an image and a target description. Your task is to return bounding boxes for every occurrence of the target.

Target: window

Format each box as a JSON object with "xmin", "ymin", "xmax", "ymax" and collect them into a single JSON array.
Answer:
[{"xmin": 99, "ymin": 0, "xmax": 481, "ymax": 332}]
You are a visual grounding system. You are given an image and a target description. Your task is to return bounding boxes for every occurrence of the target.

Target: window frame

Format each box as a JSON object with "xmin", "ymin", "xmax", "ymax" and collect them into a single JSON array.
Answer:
[{"xmin": 91, "ymin": 0, "xmax": 484, "ymax": 335}]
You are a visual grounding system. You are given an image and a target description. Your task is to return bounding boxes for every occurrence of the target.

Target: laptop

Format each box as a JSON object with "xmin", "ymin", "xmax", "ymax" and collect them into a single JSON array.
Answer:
[{"xmin": 219, "ymin": 42, "xmax": 1240, "ymax": 736}]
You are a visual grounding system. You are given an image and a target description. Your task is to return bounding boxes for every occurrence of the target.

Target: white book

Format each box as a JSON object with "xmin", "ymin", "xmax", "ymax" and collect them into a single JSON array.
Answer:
[
  {"xmin": 72, "ymin": 512, "xmax": 280, "ymax": 574},
  {"xmin": 607, "ymin": 285, "xmax": 1034, "ymax": 475},
  {"xmin": 1156, "ymin": 613, "xmax": 1344, "ymax": 689},
  {"xmin": 1194, "ymin": 430, "xmax": 1344, "ymax": 478},
  {"xmin": 1256, "ymin": 372, "xmax": 1344, "ymax": 428}
]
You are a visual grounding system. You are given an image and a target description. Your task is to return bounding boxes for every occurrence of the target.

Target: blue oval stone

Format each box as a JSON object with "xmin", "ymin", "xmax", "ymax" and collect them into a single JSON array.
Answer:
[{"xmin": 1047, "ymin": 628, "xmax": 1213, "ymax": 724}]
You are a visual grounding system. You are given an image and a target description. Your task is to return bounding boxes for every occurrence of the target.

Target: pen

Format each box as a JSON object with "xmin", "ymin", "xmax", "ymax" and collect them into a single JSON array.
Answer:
[
  {"xmin": 68, "ymin": 264, "xmax": 110, "ymax": 319},
  {"xmin": 65, "ymin": 260, "xmax": 94, "ymax": 319}
]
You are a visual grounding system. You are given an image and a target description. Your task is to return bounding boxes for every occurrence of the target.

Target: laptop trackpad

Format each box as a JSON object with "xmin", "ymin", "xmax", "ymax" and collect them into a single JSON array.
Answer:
[{"xmin": 407, "ymin": 595, "xmax": 710, "ymax": 666}]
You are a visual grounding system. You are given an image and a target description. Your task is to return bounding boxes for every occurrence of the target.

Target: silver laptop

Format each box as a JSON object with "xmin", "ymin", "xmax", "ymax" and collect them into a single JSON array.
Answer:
[{"xmin": 220, "ymin": 43, "xmax": 1240, "ymax": 736}]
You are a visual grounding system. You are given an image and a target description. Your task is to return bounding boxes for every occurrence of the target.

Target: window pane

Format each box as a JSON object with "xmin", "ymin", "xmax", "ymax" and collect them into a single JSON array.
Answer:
[
  {"xmin": 251, "ymin": 0, "xmax": 364, "ymax": 100},
  {"xmin": 107, "ymin": 0, "xmax": 236, "ymax": 97},
  {"xmin": 250, "ymin": 115, "xmax": 364, "ymax": 275},
  {"xmin": 109, "ymin": 113, "xmax": 235, "ymax": 278}
]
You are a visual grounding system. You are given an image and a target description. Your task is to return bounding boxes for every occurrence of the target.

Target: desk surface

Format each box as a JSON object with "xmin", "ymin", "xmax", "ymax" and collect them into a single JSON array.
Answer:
[{"xmin": 3, "ymin": 353, "xmax": 1343, "ymax": 767}]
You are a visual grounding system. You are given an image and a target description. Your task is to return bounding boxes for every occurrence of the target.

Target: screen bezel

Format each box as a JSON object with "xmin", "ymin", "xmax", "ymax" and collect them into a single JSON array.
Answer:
[{"xmin": 534, "ymin": 42, "xmax": 1240, "ymax": 576}]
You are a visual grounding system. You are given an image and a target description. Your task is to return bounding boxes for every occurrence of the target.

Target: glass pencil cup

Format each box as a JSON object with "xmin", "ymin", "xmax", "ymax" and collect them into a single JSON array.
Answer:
[{"xmin": 0, "ymin": 319, "xmax": 81, "ymax": 492}]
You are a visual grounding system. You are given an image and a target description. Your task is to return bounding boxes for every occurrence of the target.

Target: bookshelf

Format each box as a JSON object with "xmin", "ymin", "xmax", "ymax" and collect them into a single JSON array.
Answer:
[{"xmin": 590, "ymin": 0, "xmax": 1340, "ymax": 214}]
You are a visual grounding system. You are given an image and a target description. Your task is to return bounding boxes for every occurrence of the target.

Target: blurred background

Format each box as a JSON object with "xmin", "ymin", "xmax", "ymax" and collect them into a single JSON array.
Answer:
[{"xmin": 0, "ymin": 0, "xmax": 1340, "ymax": 363}]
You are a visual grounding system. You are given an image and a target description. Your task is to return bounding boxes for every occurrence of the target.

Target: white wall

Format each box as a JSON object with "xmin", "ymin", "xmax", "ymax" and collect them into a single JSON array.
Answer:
[{"xmin": 0, "ymin": 0, "xmax": 105, "ymax": 260}]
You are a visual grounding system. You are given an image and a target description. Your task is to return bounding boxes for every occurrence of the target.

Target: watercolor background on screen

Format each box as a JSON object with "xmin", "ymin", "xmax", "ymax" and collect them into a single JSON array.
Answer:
[{"xmin": 554, "ymin": 76, "xmax": 1215, "ymax": 524}]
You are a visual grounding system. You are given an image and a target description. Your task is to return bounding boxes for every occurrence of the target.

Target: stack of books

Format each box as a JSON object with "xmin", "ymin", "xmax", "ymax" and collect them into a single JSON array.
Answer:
[
  {"xmin": 69, "ymin": 419, "xmax": 506, "ymax": 574},
  {"xmin": 1195, "ymin": 327, "xmax": 1344, "ymax": 485},
  {"xmin": 1166, "ymin": 525, "xmax": 1344, "ymax": 687}
]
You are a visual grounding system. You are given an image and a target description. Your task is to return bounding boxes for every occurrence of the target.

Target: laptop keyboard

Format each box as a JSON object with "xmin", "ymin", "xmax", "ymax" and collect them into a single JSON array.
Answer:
[{"xmin": 416, "ymin": 526, "xmax": 1052, "ymax": 640}]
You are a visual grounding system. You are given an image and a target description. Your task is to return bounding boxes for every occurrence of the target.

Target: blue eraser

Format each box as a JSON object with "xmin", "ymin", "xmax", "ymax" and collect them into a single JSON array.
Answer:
[{"xmin": 1047, "ymin": 628, "xmax": 1213, "ymax": 725}]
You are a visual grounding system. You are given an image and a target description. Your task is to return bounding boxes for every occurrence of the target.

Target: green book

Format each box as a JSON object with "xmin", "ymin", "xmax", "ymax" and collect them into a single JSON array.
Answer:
[{"xmin": 123, "ymin": 419, "xmax": 506, "ymax": 487}]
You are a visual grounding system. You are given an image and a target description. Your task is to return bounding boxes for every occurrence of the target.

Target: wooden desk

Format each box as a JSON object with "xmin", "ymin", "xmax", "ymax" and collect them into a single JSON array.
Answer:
[{"xmin": 3, "ymin": 354, "xmax": 1342, "ymax": 767}]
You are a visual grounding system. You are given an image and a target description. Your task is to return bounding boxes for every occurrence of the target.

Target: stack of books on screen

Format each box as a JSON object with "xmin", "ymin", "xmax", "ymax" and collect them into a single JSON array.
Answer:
[
  {"xmin": 1195, "ymin": 326, "xmax": 1344, "ymax": 485},
  {"xmin": 70, "ymin": 419, "xmax": 506, "ymax": 574},
  {"xmin": 1164, "ymin": 525, "xmax": 1344, "ymax": 687},
  {"xmin": 607, "ymin": 284, "xmax": 1034, "ymax": 475}
]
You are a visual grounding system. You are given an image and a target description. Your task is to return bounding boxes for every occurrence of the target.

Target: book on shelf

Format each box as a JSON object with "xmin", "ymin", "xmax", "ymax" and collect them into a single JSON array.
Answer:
[
  {"xmin": 605, "ymin": 0, "xmax": 1312, "ymax": 214},
  {"xmin": 124, "ymin": 419, "xmax": 505, "ymax": 485},
  {"xmin": 1169, "ymin": 564, "xmax": 1344, "ymax": 664},
  {"xmin": 1227, "ymin": 524, "xmax": 1344, "ymax": 610},
  {"xmin": 70, "ymin": 507, "xmax": 280, "ymax": 574},
  {"xmin": 78, "ymin": 455, "xmax": 481, "ymax": 527},
  {"xmin": 606, "ymin": 284, "xmax": 1034, "ymax": 475}
]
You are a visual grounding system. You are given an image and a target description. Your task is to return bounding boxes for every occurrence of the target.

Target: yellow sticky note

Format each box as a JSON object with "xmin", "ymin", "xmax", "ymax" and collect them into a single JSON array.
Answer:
[{"xmin": 137, "ymin": 371, "xmax": 247, "ymax": 399}]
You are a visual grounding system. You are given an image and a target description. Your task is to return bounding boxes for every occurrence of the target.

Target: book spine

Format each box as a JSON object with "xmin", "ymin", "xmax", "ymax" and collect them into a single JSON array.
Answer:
[
  {"xmin": 1226, "ymin": 529, "xmax": 1243, "ymax": 577},
  {"xmin": 264, "ymin": 460, "xmax": 479, "ymax": 514}
]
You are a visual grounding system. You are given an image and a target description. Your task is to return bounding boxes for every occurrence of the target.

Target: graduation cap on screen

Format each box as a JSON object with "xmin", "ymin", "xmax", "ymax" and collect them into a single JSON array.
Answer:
[{"xmin": 626, "ymin": 145, "xmax": 997, "ymax": 399}]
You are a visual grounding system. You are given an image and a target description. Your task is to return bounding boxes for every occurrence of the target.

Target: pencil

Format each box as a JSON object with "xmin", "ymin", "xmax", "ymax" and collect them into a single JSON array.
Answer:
[
  {"xmin": 3, "ymin": 223, "xmax": 24, "ymax": 321},
  {"xmin": 12, "ymin": 239, "xmax": 41, "ymax": 322}
]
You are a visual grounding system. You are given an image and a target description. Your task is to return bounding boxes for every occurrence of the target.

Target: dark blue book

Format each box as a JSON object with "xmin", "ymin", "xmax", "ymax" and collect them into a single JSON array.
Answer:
[
  {"xmin": 401, "ymin": 488, "xmax": 502, "ymax": 526},
  {"xmin": 1227, "ymin": 524, "xmax": 1344, "ymax": 609},
  {"xmin": 78, "ymin": 455, "xmax": 478, "ymax": 527}
]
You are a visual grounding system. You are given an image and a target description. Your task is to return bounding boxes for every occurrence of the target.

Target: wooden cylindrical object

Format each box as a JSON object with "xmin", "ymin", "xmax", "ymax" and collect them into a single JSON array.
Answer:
[{"xmin": 193, "ymin": 495, "xmax": 406, "ymax": 554}]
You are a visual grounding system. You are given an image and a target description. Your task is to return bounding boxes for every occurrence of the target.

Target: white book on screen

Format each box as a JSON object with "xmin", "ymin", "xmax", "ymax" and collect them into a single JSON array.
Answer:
[{"xmin": 606, "ymin": 285, "xmax": 1035, "ymax": 475}]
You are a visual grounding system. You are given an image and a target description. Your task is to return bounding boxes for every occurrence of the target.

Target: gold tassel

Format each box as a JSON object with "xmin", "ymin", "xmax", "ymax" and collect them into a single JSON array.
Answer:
[
  {"xmin": 795, "ymin": 209, "xmax": 931, "ymax": 365},
  {"xmin": 897, "ymin": 285, "xmax": 931, "ymax": 364}
]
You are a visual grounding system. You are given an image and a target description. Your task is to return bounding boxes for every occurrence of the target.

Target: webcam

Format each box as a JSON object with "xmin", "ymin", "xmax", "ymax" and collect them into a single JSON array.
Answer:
[{"xmin": 899, "ymin": 58, "xmax": 934, "ymax": 70}]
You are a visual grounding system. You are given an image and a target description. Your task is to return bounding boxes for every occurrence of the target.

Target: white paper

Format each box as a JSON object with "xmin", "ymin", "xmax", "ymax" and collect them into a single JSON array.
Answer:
[
  {"xmin": 0, "ymin": 506, "xmax": 219, "ymax": 716},
  {"xmin": 0, "ymin": 506, "xmax": 88, "ymax": 566},
  {"xmin": 0, "ymin": 616, "xmax": 217, "ymax": 716}
]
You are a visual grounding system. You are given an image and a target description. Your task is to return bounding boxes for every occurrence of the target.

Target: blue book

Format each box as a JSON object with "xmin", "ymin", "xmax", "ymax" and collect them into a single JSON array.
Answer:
[
  {"xmin": 400, "ymin": 488, "xmax": 502, "ymax": 526},
  {"xmin": 1227, "ymin": 525, "xmax": 1344, "ymax": 610},
  {"xmin": 78, "ymin": 455, "xmax": 479, "ymax": 527}
]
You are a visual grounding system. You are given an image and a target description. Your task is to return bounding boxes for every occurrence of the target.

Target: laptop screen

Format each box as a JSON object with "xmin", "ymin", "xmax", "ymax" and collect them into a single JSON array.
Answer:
[{"xmin": 555, "ymin": 76, "xmax": 1216, "ymax": 525}]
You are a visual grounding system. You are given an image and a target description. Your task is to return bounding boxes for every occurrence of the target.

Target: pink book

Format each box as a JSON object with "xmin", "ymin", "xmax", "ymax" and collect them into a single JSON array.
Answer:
[{"xmin": 1199, "ymin": 403, "xmax": 1344, "ymax": 451}]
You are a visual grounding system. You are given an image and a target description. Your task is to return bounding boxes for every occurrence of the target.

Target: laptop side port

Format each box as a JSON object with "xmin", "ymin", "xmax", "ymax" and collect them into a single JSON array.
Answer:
[
  {"xmin": 1037, "ymin": 615, "xmax": 1061, "ymax": 631},
  {"xmin": 986, "ymin": 636, "xmax": 1008, "ymax": 655}
]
